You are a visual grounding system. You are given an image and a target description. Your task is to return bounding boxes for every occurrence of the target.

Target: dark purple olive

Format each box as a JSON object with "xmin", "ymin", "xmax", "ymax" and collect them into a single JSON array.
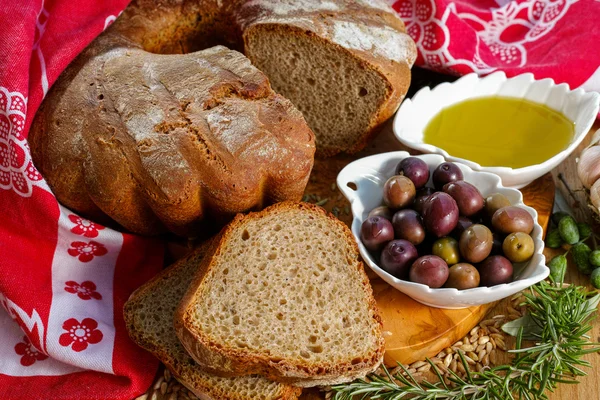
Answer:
[
  {"xmin": 422, "ymin": 192, "xmax": 459, "ymax": 237},
  {"xmin": 360, "ymin": 216, "xmax": 394, "ymax": 252},
  {"xmin": 380, "ymin": 239, "xmax": 419, "ymax": 280},
  {"xmin": 478, "ymin": 255, "xmax": 513, "ymax": 286},
  {"xmin": 452, "ymin": 216, "xmax": 474, "ymax": 238},
  {"xmin": 413, "ymin": 187, "xmax": 435, "ymax": 214},
  {"xmin": 368, "ymin": 206, "xmax": 393, "ymax": 221},
  {"xmin": 443, "ymin": 181, "xmax": 484, "ymax": 217},
  {"xmin": 459, "ymin": 224, "xmax": 493, "ymax": 263},
  {"xmin": 395, "ymin": 157, "xmax": 430, "ymax": 189},
  {"xmin": 392, "ymin": 209, "xmax": 426, "ymax": 245},
  {"xmin": 409, "ymin": 255, "xmax": 449, "ymax": 288},
  {"xmin": 383, "ymin": 175, "xmax": 416, "ymax": 209},
  {"xmin": 432, "ymin": 162, "xmax": 464, "ymax": 190}
]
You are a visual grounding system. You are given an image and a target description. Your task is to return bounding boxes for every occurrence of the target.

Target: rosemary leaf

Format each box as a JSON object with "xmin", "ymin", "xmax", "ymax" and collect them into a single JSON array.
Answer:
[{"xmin": 331, "ymin": 280, "xmax": 600, "ymax": 400}]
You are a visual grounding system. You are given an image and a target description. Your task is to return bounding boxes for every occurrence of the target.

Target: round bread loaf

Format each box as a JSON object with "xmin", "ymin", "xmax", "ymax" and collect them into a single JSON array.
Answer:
[{"xmin": 29, "ymin": 0, "xmax": 416, "ymax": 236}]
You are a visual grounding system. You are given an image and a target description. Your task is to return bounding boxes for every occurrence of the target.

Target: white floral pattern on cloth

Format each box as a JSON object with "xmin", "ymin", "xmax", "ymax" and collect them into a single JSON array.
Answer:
[
  {"xmin": 395, "ymin": 0, "xmax": 494, "ymax": 74},
  {"xmin": 393, "ymin": 0, "xmax": 579, "ymax": 74},
  {"xmin": 103, "ymin": 11, "xmax": 122, "ymax": 30},
  {"xmin": 395, "ymin": 0, "xmax": 450, "ymax": 68},
  {"xmin": 0, "ymin": 87, "xmax": 46, "ymax": 197},
  {"xmin": 68, "ymin": 215, "xmax": 105, "ymax": 238},
  {"xmin": 33, "ymin": 5, "xmax": 50, "ymax": 96},
  {"xmin": 14, "ymin": 335, "xmax": 48, "ymax": 367},
  {"xmin": 67, "ymin": 241, "xmax": 108, "ymax": 263},
  {"xmin": 459, "ymin": 0, "xmax": 579, "ymax": 68},
  {"xmin": 58, "ymin": 318, "xmax": 103, "ymax": 352},
  {"xmin": 64, "ymin": 281, "xmax": 102, "ymax": 301}
]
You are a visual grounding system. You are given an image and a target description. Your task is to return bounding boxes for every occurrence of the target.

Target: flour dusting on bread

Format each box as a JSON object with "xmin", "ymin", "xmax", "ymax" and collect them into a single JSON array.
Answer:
[{"xmin": 332, "ymin": 20, "xmax": 417, "ymax": 65}]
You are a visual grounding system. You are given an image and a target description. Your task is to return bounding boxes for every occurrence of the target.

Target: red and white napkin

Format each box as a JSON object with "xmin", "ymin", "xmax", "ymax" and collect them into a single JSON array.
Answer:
[
  {"xmin": 0, "ymin": 1, "xmax": 163, "ymax": 399},
  {"xmin": 390, "ymin": 0, "xmax": 600, "ymax": 92},
  {"xmin": 0, "ymin": 0, "xmax": 598, "ymax": 399}
]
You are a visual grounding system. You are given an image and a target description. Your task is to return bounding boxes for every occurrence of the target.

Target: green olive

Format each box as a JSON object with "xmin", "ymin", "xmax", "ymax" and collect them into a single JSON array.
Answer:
[
  {"xmin": 502, "ymin": 232, "xmax": 534, "ymax": 263},
  {"xmin": 432, "ymin": 237, "xmax": 460, "ymax": 265}
]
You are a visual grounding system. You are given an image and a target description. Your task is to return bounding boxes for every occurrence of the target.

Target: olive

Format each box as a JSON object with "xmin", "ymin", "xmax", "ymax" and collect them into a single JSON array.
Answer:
[
  {"xmin": 484, "ymin": 193, "xmax": 511, "ymax": 217},
  {"xmin": 395, "ymin": 157, "xmax": 430, "ymax": 189},
  {"xmin": 492, "ymin": 206, "xmax": 534, "ymax": 234},
  {"xmin": 459, "ymin": 224, "xmax": 493, "ymax": 263},
  {"xmin": 444, "ymin": 263, "xmax": 480, "ymax": 289},
  {"xmin": 432, "ymin": 162, "xmax": 464, "ymax": 190},
  {"xmin": 360, "ymin": 216, "xmax": 394, "ymax": 252},
  {"xmin": 368, "ymin": 206, "xmax": 393, "ymax": 221},
  {"xmin": 443, "ymin": 181, "xmax": 484, "ymax": 217},
  {"xmin": 422, "ymin": 192, "xmax": 459, "ymax": 237},
  {"xmin": 380, "ymin": 240, "xmax": 418, "ymax": 280},
  {"xmin": 452, "ymin": 216, "xmax": 474, "ymax": 238},
  {"xmin": 432, "ymin": 237, "xmax": 460, "ymax": 265},
  {"xmin": 392, "ymin": 209, "xmax": 426, "ymax": 245},
  {"xmin": 502, "ymin": 232, "xmax": 535, "ymax": 263},
  {"xmin": 383, "ymin": 175, "xmax": 416, "ymax": 209},
  {"xmin": 478, "ymin": 255, "xmax": 513, "ymax": 286},
  {"xmin": 409, "ymin": 255, "xmax": 449, "ymax": 288},
  {"xmin": 413, "ymin": 187, "xmax": 435, "ymax": 214}
]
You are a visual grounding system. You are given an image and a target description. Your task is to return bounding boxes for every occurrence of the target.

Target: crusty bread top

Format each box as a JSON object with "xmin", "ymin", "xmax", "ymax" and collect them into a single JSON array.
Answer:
[
  {"xmin": 176, "ymin": 202, "xmax": 384, "ymax": 386},
  {"xmin": 30, "ymin": 44, "xmax": 315, "ymax": 236},
  {"xmin": 123, "ymin": 243, "xmax": 301, "ymax": 400}
]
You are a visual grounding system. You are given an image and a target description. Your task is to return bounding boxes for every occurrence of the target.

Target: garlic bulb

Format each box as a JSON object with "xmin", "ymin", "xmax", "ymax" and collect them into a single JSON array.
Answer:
[
  {"xmin": 590, "ymin": 179, "xmax": 600, "ymax": 212},
  {"xmin": 577, "ymin": 145, "xmax": 600, "ymax": 189}
]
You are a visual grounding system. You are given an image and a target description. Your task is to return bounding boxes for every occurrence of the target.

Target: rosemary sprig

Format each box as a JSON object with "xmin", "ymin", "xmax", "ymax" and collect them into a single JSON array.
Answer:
[{"xmin": 331, "ymin": 280, "xmax": 600, "ymax": 400}]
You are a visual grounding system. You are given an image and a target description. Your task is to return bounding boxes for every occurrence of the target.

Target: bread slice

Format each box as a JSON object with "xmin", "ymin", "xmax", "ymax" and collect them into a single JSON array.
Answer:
[
  {"xmin": 123, "ymin": 243, "xmax": 301, "ymax": 400},
  {"xmin": 175, "ymin": 202, "xmax": 384, "ymax": 387}
]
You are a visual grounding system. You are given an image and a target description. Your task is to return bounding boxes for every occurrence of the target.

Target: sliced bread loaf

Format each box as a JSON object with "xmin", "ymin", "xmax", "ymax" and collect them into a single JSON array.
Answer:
[
  {"xmin": 175, "ymin": 202, "xmax": 384, "ymax": 387},
  {"xmin": 123, "ymin": 243, "xmax": 301, "ymax": 400}
]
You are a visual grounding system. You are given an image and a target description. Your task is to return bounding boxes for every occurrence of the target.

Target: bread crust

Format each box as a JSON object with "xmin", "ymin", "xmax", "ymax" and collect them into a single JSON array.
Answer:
[
  {"xmin": 29, "ymin": 0, "xmax": 415, "ymax": 235},
  {"xmin": 124, "ymin": 242, "xmax": 302, "ymax": 400},
  {"xmin": 175, "ymin": 202, "xmax": 385, "ymax": 387}
]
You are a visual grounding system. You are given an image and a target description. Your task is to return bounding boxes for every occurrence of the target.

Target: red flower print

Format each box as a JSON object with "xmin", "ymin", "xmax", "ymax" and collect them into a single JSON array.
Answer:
[
  {"xmin": 14, "ymin": 335, "xmax": 48, "ymax": 366},
  {"xmin": 59, "ymin": 318, "xmax": 103, "ymax": 352},
  {"xmin": 68, "ymin": 214, "xmax": 105, "ymax": 238},
  {"xmin": 64, "ymin": 281, "xmax": 102, "ymax": 300},
  {"xmin": 67, "ymin": 241, "xmax": 108, "ymax": 262}
]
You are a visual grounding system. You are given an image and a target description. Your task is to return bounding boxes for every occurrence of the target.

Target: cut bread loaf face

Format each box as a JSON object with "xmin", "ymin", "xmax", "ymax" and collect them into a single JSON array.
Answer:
[
  {"xmin": 241, "ymin": 3, "xmax": 416, "ymax": 156},
  {"xmin": 123, "ymin": 243, "xmax": 301, "ymax": 400},
  {"xmin": 175, "ymin": 202, "xmax": 384, "ymax": 387}
]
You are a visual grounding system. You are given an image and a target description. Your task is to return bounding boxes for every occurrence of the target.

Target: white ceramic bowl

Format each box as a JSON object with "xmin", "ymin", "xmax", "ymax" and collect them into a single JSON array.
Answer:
[
  {"xmin": 337, "ymin": 151, "xmax": 548, "ymax": 309},
  {"xmin": 393, "ymin": 72, "xmax": 600, "ymax": 188}
]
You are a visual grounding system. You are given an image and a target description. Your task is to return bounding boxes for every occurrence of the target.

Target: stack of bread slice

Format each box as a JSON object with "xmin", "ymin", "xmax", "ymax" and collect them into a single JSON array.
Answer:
[{"xmin": 124, "ymin": 202, "xmax": 384, "ymax": 399}]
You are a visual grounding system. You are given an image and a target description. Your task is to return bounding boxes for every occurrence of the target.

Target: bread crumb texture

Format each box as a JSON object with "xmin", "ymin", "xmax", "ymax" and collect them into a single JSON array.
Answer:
[
  {"xmin": 124, "ymin": 247, "xmax": 300, "ymax": 400},
  {"xmin": 193, "ymin": 203, "xmax": 382, "ymax": 368}
]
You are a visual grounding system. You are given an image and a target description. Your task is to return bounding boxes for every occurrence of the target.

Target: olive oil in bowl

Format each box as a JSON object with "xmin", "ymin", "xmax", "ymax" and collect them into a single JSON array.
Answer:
[{"xmin": 423, "ymin": 97, "xmax": 575, "ymax": 169}]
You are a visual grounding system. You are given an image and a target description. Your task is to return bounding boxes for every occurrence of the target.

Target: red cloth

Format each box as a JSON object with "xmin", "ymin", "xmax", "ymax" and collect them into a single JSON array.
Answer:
[
  {"xmin": 0, "ymin": 0, "xmax": 598, "ymax": 399},
  {"xmin": 391, "ymin": 0, "xmax": 600, "ymax": 92}
]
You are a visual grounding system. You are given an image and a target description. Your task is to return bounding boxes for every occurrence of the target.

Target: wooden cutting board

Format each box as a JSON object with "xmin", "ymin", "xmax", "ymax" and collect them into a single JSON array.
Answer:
[{"xmin": 304, "ymin": 124, "xmax": 555, "ymax": 366}]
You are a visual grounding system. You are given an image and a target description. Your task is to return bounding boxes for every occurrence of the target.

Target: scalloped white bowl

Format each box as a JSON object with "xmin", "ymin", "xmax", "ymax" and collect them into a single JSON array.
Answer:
[
  {"xmin": 337, "ymin": 151, "xmax": 548, "ymax": 309},
  {"xmin": 393, "ymin": 72, "xmax": 600, "ymax": 188}
]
